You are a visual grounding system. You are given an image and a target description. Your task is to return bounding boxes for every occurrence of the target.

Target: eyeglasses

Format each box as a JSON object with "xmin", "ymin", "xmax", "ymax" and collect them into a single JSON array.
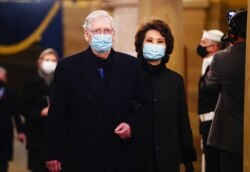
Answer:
[{"xmin": 89, "ymin": 28, "xmax": 113, "ymax": 35}]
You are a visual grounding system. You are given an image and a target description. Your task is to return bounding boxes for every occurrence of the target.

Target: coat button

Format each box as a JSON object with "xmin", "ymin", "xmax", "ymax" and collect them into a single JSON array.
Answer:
[
  {"xmin": 153, "ymin": 98, "xmax": 159, "ymax": 103},
  {"xmin": 155, "ymin": 146, "xmax": 160, "ymax": 152}
]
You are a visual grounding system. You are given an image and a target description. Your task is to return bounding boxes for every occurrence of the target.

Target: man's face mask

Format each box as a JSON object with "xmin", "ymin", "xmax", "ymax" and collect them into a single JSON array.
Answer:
[
  {"xmin": 90, "ymin": 35, "xmax": 113, "ymax": 54},
  {"xmin": 143, "ymin": 44, "xmax": 166, "ymax": 60},
  {"xmin": 196, "ymin": 44, "xmax": 209, "ymax": 58}
]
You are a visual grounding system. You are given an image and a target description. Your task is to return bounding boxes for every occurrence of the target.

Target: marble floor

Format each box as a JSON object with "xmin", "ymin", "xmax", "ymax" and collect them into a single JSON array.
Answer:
[{"xmin": 9, "ymin": 138, "xmax": 27, "ymax": 172}]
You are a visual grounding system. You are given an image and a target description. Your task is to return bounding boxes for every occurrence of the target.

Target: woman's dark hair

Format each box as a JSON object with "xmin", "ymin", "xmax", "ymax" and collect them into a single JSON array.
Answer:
[{"xmin": 135, "ymin": 18, "xmax": 174, "ymax": 63}]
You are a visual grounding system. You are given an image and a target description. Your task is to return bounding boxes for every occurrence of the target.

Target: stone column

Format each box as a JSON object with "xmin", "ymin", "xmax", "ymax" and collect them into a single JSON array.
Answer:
[
  {"xmin": 244, "ymin": 2, "xmax": 250, "ymax": 172},
  {"xmin": 101, "ymin": 0, "xmax": 139, "ymax": 56}
]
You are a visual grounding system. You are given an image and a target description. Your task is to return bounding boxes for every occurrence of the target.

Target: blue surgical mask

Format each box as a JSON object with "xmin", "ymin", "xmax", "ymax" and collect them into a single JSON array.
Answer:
[
  {"xmin": 90, "ymin": 35, "xmax": 113, "ymax": 53},
  {"xmin": 143, "ymin": 44, "xmax": 166, "ymax": 60}
]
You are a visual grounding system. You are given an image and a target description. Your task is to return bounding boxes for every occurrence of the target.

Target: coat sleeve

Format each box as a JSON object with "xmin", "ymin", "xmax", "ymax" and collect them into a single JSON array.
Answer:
[
  {"xmin": 124, "ymin": 60, "xmax": 149, "ymax": 137},
  {"xmin": 177, "ymin": 77, "xmax": 197, "ymax": 163},
  {"xmin": 205, "ymin": 55, "xmax": 220, "ymax": 90},
  {"xmin": 42, "ymin": 60, "xmax": 69, "ymax": 161},
  {"xmin": 19, "ymin": 81, "xmax": 43, "ymax": 122}
]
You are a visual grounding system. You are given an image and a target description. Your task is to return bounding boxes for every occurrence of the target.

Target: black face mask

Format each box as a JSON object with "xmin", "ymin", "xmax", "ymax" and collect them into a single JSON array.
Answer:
[{"xmin": 196, "ymin": 44, "xmax": 209, "ymax": 58}]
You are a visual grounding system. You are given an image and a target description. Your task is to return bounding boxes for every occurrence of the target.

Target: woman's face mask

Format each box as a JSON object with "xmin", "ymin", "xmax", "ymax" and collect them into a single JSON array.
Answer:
[
  {"xmin": 41, "ymin": 61, "xmax": 57, "ymax": 74},
  {"xmin": 40, "ymin": 54, "xmax": 58, "ymax": 74},
  {"xmin": 142, "ymin": 29, "xmax": 166, "ymax": 61},
  {"xmin": 90, "ymin": 34, "xmax": 113, "ymax": 54},
  {"xmin": 143, "ymin": 43, "xmax": 166, "ymax": 60}
]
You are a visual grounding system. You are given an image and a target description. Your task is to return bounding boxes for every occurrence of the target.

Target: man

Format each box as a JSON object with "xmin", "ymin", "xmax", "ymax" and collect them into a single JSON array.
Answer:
[
  {"xmin": 0, "ymin": 66, "xmax": 25, "ymax": 172},
  {"xmin": 205, "ymin": 10, "xmax": 247, "ymax": 172},
  {"xmin": 42, "ymin": 10, "xmax": 148, "ymax": 172},
  {"xmin": 196, "ymin": 29, "xmax": 224, "ymax": 172}
]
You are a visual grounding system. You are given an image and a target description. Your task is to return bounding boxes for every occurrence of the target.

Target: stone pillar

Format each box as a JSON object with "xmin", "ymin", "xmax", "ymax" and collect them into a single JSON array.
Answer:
[
  {"xmin": 101, "ymin": 0, "xmax": 139, "ymax": 56},
  {"xmin": 182, "ymin": 0, "xmax": 209, "ymax": 119},
  {"xmin": 183, "ymin": 0, "xmax": 210, "ymax": 95},
  {"xmin": 244, "ymin": 2, "xmax": 250, "ymax": 172}
]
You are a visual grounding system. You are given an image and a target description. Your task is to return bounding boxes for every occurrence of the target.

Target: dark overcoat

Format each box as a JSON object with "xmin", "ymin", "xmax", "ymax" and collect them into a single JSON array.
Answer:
[
  {"xmin": 42, "ymin": 48, "xmax": 148, "ymax": 172},
  {"xmin": 140, "ymin": 66, "xmax": 196, "ymax": 172},
  {"xmin": 0, "ymin": 87, "xmax": 23, "ymax": 162},
  {"xmin": 19, "ymin": 74, "xmax": 52, "ymax": 151},
  {"xmin": 206, "ymin": 42, "xmax": 246, "ymax": 154}
]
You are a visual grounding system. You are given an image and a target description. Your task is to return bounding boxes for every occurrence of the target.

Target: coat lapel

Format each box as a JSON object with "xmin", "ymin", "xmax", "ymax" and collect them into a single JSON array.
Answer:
[
  {"xmin": 78, "ymin": 50, "xmax": 105, "ymax": 99},
  {"xmin": 103, "ymin": 52, "xmax": 123, "ymax": 111},
  {"xmin": 77, "ymin": 49, "xmax": 124, "ymax": 109}
]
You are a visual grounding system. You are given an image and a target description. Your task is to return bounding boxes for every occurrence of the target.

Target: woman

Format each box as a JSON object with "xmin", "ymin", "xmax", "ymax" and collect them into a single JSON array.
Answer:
[
  {"xmin": 135, "ymin": 19, "xmax": 196, "ymax": 172},
  {"xmin": 19, "ymin": 48, "xmax": 59, "ymax": 172}
]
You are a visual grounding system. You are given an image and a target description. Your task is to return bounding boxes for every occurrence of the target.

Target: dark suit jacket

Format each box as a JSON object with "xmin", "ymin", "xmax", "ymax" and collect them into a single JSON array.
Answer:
[
  {"xmin": 42, "ymin": 48, "xmax": 148, "ymax": 172},
  {"xmin": 0, "ymin": 87, "xmax": 23, "ymax": 161},
  {"xmin": 205, "ymin": 42, "xmax": 246, "ymax": 154}
]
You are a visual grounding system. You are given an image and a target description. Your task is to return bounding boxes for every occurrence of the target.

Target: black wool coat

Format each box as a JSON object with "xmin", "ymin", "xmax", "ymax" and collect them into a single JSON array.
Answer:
[
  {"xmin": 19, "ymin": 74, "xmax": 52, "ymax": 151},
  {"xmin": 139, "ymin": 66, "xmax": 196, "ymax": 172},
  {"xmin": 0, "ymin": 87, "xmax": 23, "ymax": 161},
  {"xmin": 42, "ymin": 48, "xmax": 148, "ymax": 172}
]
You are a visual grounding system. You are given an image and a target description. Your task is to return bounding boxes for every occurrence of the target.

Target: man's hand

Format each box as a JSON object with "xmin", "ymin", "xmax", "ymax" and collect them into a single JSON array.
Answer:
[
  {"xmin": 46, "ymin": 160, "xmax": 62, "ymax": 172},
  {"xmin": 16, "ymin": 132, "xmax": 26, "ymax": 143},
  {"xmin": 40, "ymin": 106, "xmax": 49, "ymax": 117},
  {"xmin": 114, "ymin": 122, "xmax": 131, "ymax": 140}
]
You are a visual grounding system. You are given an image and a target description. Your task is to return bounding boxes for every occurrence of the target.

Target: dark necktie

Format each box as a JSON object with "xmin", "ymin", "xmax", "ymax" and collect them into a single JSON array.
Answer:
[{"xmin": 98, "ymin": 68, "xmax": 105, "ymax": 79}]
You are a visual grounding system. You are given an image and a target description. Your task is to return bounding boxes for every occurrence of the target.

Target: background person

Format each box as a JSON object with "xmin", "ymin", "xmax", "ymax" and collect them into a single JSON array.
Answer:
[
  {"xmin": 196, "ymin": 29, "xmax": 225, "ymax": 172},
  {"xmin": 19, "ymin": 48, "xmax": 59, "ymax": 172},
  {"xmin": 205, "ymin": 9, "xmax": 247, "ymax": 172},
  {"xmin": 134, "ymin": 18, "xmax": 196, "ymax": 172},
  {"xmin": 0, "ymin": 66, "xmax": 25, "ymax": 172},
  {"xmin": 42, "ymin": 10, "xmax": 148, "ymax": 172}
]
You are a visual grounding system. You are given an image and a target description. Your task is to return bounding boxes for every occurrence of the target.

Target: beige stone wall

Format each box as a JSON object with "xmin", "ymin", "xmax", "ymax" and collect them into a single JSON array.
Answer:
[
  {"xmin": 101, "ymin": 0, "xmax": 140, "ymax": 56},
  {"xmin": 63, "ymin": 1, "xmax": 102, "ymax": 57}
]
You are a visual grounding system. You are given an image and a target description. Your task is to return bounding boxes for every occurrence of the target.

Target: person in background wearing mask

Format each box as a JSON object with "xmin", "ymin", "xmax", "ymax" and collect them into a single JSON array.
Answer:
[
  {"xmin": 205, "ymin": 9, "xmax": 247, "ymax": 172},
  {"xmin": 19, "ymin": 48, "xmax": 58, "ymax": 172},
  {"xmin": 0, "ymin": 66, "xmax": 26, "ymax": 172},
  {"xmin": 42, "ymin": 10, "xmax": 148, "ymax": 172},
  {"xmin": 196, "ymin": 29, "xmax": 225, "ymax": 172},
  {"xmin": 134, "ymin": 18, "xmax": 196, "ymax": 172}
]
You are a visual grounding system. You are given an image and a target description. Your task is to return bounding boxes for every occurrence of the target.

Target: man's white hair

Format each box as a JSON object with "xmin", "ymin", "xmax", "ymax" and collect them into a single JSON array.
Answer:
[{"xmin": 83, "ymin": 10, "xmax": 114, "ymax": 31}]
